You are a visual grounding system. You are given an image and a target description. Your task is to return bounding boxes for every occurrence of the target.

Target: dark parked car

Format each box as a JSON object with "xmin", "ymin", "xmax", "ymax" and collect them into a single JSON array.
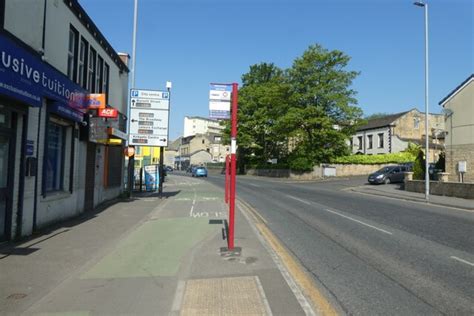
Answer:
[{"xmin": 368, "ymin": 165, "xmax": 408, "ymax": 184}]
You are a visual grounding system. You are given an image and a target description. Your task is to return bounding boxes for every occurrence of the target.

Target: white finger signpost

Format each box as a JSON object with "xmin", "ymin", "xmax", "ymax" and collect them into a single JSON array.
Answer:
[{"xmin": 129, "ymin": 89, "xmax": 170, "ymax": 147}]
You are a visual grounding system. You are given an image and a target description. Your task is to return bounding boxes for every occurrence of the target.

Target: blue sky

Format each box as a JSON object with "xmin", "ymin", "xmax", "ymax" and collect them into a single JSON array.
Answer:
[{"xmin": 80, "ymin": 0, "xmax": 473, "ymax": 141}]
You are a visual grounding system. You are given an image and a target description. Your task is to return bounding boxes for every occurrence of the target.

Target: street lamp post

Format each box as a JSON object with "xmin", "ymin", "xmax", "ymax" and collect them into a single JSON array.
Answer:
[{"xmin": 414, "ymin": 1, "xmax": 430, "ymax": 202}]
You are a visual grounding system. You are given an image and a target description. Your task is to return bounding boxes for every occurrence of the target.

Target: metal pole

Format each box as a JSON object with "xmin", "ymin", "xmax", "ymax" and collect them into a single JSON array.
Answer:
[
  {"xmin": 159, "ymin": 147, "xmax": 164, "ymax": 197},
  {"xmin": 225, "ymin": 155, "xmax": 229, "ymax": 204},
  {"xmin": 228, "ymin": 83, "xmax": 238, "ymax": 250},
  {"xmin": 424, "ymin": 3, "xmax": 430, "ymax": 202},
  {"xmin": 127, "ymin": 0, "xmax": 139, "ymax": 197}
]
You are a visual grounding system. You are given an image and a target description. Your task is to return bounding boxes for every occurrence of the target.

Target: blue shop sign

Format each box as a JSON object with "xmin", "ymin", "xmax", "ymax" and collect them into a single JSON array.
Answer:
[
  {"xmin": 0, "ymin": 33, "xmax": 88, "ymax": 111},
  {"xmin": 49, "ymin": 101, "xmax": 84, "ymax": 123}
]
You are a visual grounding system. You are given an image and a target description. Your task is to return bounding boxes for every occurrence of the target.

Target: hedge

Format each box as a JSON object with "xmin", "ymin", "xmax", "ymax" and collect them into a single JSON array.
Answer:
[{"xmin": 331, "ymin": 152, "xmax": 415, "ymax": 165}]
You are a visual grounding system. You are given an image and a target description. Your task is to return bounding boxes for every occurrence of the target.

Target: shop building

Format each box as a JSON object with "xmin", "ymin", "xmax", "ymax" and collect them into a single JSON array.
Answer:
[{"xmin": 0, "ymin": 0, "xmax": 129, "ymax": 241}]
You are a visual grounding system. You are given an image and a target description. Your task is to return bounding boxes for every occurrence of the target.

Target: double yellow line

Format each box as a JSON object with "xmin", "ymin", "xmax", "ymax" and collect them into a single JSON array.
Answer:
[{"xmin": 239, "ymin": 200, "xmax": 339, "ymax": 316}]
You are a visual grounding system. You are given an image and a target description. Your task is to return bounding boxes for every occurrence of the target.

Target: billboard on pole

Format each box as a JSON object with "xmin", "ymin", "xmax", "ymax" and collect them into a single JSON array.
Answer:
[
  {"xmin": 129, "ymin": 89, "xmax": 170, "ymax": 147},
  {"xmin": 209, "ymin": 83, "xmax": 231, "ymax": 119}
]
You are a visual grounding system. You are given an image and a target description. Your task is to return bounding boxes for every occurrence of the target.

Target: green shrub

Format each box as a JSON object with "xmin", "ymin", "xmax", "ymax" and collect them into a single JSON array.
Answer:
[
  {"xmin": 289, "ymin": 157, "xmax": 314, "ymax": 172},
  {"xmin": 331, "ymin": 152, "xmax": 416, "ymax": 165},
  {"xmin": 413, "ymin": 150, "xmax": 425, "ymax": 180}
]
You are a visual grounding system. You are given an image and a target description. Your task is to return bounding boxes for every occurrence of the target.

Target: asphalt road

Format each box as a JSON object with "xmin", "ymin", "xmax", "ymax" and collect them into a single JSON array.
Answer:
[{"xmin": 204, "ymin": 173, "xmax": 474, "ymax": 315}]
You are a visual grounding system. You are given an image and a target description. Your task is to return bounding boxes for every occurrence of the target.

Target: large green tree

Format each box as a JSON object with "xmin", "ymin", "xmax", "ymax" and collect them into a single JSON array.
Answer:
[
  {"xmin": 224, "ymin": 63, "xmax": 290, "ymax": 170},
  {"xmin": 225, "ymin": 44, "xmax": 363, "ymax": 171},
  {"xmin": 282, "ymin": 44, "xmax": 363, "ymax": 169}
]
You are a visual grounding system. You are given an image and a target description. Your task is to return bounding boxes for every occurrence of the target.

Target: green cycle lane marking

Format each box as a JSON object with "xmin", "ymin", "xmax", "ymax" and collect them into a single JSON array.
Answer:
[{"xmin": 81, "ymin": 218, "xmax": 216, "ymax": 279}]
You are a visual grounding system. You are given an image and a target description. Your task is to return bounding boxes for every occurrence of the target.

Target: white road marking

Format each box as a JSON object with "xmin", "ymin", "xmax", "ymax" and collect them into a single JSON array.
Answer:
[
  {"xmin": 286, "ymin": 195, "xmax": 311, "ymax": 205},
  {"xmin": 171, "ymin": 280, "xmax": 186, "ymax": 314},
  {"xmin": 189, "ymin": 205, "xmax": 194, "ymax": 217},
  {"xmin": 248, "ymin": 183, "xmax": 261, "ymax": 187},
  {"xmin": 450, "ymin": 256, "xmax": 474, "ymax": 267},
  {"xmin": 324, "ymin": 208, "xmax": 393, "ymax": 235}
]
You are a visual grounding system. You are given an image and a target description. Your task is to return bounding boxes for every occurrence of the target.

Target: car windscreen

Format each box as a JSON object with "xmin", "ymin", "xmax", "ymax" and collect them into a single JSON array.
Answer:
[{"xmin": 376, "ymin": 167, "xmax": 393, "ymax": 173}]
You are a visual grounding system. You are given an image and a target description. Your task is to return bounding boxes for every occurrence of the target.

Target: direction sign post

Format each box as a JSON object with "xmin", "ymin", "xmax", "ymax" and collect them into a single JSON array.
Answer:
[{"xmin": 129, "ymin": 89, "xmax": 170, "ymax": 147}]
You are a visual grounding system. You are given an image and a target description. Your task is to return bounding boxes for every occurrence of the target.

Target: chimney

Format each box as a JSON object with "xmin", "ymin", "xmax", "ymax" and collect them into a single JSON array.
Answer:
[{"xmin": 118, "ymin": 53, "xmax": 130, "ymax": 67}]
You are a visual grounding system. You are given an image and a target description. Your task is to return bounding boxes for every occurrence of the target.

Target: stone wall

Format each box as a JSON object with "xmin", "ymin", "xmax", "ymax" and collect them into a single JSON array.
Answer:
[
  {"xmin": 445, "ymin": 144, "xmax": 474, "ymax": 183},
  {"xmin": 244, "ymin": 164, "xmax": 393, "ymax": 179},
  {"xmin": 405, "ymin": 180, "xmax": 474, "ymax": 199}
]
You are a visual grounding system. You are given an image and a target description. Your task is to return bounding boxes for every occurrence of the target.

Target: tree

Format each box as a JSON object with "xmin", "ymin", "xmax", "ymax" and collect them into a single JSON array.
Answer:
[
  {"xmin": 222, "ymin": 63, "xmax": 290, "ymax": 171},
  {"xmin": 365, "ymin": 112, "xmax": 390, "ymax": 120},
  {"xmin": 281, "ymin": 44, "xmax": 363, "ymax": 168}
]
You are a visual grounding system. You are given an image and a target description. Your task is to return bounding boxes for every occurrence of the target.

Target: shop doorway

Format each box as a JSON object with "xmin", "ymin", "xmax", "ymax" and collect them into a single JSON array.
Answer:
[
  {"xmin": 0, "ymin": 115, "xmax": 15, "ymax": 242},
  {"xmin": 84, "ymin": 142, "xmax": 96, "ymax": 211}
]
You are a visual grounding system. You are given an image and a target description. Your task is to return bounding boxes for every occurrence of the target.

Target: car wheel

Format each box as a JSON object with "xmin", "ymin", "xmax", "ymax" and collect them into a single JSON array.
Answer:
[{"xmin": 384, "ymin": 177, "xmax": 391, "ymax": 184}]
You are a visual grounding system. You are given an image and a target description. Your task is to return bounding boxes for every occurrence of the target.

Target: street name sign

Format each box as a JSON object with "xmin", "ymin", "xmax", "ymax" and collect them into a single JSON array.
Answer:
[{"xmin": 129, "ymin": 89, "xmax": 170, "ymax": 147}]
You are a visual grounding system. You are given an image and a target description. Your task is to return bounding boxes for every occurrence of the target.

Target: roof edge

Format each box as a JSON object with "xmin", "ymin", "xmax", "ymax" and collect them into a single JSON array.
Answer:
[{"xmin": 439, "ymin": 74, "xmax": 474, "ymax": 106}]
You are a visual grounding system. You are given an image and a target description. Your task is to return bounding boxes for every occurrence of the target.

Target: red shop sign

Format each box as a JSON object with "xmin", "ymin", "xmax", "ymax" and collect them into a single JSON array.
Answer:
[{"xmin": 98, "ymin": 107, "xmax": 118, "ymax": 118}]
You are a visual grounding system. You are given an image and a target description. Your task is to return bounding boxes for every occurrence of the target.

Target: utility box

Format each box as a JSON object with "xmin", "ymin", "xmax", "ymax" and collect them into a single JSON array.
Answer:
[{"xmin": 458, "ymin": 161, "xmax": 467, "ymax": 173}]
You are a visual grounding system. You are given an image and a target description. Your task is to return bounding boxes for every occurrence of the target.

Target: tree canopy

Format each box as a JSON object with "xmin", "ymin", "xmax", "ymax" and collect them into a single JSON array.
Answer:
[{"xmin": 224, "ymin": 44, "xmax": 364, "ymax": 171}]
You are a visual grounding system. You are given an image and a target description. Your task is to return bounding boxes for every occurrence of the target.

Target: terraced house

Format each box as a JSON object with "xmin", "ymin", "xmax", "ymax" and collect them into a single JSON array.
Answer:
[
  {"xmin": 0, "ymin": 0, "xmax": 129, "ymax": 241},
  {"xmin": 350, "ymin": 109, "xmax": 445, "ymax": 161}
]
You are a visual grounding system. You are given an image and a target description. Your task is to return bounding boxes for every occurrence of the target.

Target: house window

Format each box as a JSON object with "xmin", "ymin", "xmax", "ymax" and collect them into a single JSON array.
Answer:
[
  {"xmin": 414, "ymin": 117, "xmax": 420, "ymax": 129},
  {"xmin": 67, "ymin": 27, "xmax": 79, "ymax": 81},
  {"xmin": 45, "ymin": 120, "xmax": 66, "ymax": 192},
  {"xmin": 358, "ymin": 136, "xmax": 363, "ymax": 150},
  {"xmin": 96, "ymin": 56, "xmax": 104, "ymax": 93},
  {"xmin": 378, "ymin": 133, "xmax": 384, "ymax": 148},
  {"xmin": 367, "ymin": 135, "xmax": 373, "ymax": 149},
  {"xmin": 103, "ymin": 63, "xmax": 110, "ymax": 103},
  {"xmin": 77, "ymin": 37, "xmax": 88, "ymax": 87},
  {"xmin": 202, "ymin": 139, "xmax": 205, "ymax": 144},
  {"xmin": 87, "ymin": 48, "xmax": 96, "ymax": 92},
  {"xmin": 349, "ymin": 138, "xmax": 353, "ymax": 149}
]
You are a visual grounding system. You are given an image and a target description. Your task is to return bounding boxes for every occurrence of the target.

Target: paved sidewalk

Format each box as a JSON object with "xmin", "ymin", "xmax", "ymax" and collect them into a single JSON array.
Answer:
[
  {"xmin": 1, "ymin": 175, "xmax": 316, "ymax": 315},
  {"xmin": 349, "ymin": 183, "xmax": 474, "ymax": 210}
]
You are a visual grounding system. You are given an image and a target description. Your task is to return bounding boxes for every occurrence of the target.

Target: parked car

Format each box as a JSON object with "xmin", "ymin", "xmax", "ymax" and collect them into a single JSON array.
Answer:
[
  {"xmin": 165, "ymin": 165, "xmax": 173, "ymax": 172},
  {"xmin": 368, "ymin": 165, "xmax": 408, "ymax": 184},
  {"xmin": 192, "ymin": 166, "xmax": 208, "ymax": 177}
]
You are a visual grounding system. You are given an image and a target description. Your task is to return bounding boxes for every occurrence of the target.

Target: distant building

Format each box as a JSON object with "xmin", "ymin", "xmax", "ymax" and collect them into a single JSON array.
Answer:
[
  {"xmin": 0, "ymin": 0, "xmax": 129, "ymax": 240},
  {"xmin": 439, "ymin": 74, "xmax": 474, "ymax": 183},
  {"xmin": 164, "ymin": 137, "xmax": 181, "ymax": 168},
  {"xmin": 183, "ymin": 116, "xmax": 224, "ymax": 137},
  {"xmin": 176, "ymin": 133, "xmax": 229, "ymax": 170},
  {"xmin": 350, "ymin": 109, "xmax": 445, "ymax": 161}
]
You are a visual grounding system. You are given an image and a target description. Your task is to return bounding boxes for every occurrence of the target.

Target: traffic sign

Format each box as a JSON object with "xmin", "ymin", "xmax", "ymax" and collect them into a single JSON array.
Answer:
[{"xmin": 129, "ymin": 89, "xmax": 170, "ymax": 147}]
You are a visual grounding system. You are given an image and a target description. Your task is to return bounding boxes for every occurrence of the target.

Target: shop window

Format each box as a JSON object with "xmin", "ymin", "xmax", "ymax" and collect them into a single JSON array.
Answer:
[
  {"xmin": 87, "ymin": 48, "xmax": 96, "ymax": 92},
  {"xmin": 78, "ymin": 37, "xmax": 88, "ymax": 88},
  {"xmin": 67, "ymin": 26, "xmax": 79, "ymax": 81},
  {"xmin": 45, "ymin": 120, "xmax": 66, "ymax": 192}
]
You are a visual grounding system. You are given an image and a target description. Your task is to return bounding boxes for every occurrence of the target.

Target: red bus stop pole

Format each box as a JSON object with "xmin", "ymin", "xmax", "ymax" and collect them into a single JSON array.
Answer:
[
  {"xmin": 228, "ymin": 83, "xmax": 238, "ymax": 250},
  {"xmin": 225, "ymin": 155, "xmax": 229, "ymax": 204}
]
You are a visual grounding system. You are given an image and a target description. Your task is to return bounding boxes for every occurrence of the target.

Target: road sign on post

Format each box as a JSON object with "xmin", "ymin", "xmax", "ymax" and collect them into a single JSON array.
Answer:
[
  {"xmin": 209, "ymin": 84, "xmax": 232, "ymax": 119},
  {"xmin": 129, "ymin": 89, "xmax": 170, "ymax": 147}
]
